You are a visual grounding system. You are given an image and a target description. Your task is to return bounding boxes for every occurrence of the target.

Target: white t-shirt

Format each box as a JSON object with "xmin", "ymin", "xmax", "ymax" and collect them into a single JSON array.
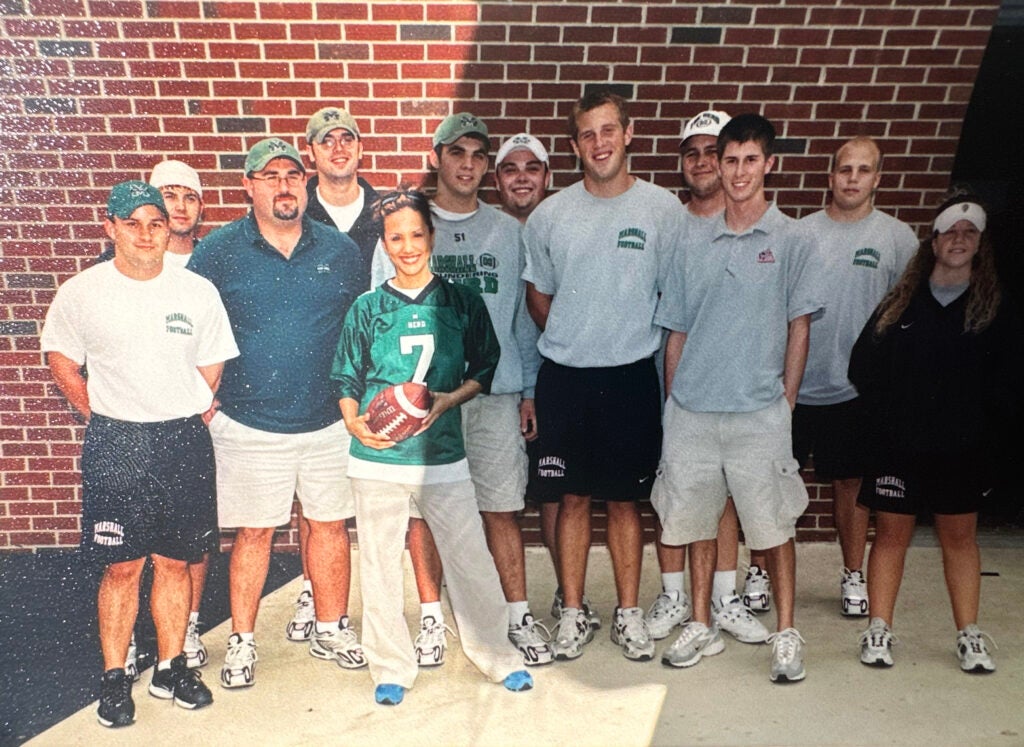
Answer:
[
  {"xmin": 163, "ymin": 250, "xmax": 192, "ymax": 268},
  {"xmin": 40, "ymin": 261, "xmax": 239, "ymax": 422},
  {"xmin": 317, "ymin": 186, "xmax": 364, "ymax": 232}
]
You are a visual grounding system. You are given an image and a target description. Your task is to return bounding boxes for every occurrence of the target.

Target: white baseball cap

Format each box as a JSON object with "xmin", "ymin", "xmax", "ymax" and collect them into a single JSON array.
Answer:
[
  {"xmin": 149, "ymin": 160, "xmax": 202, "ymax": 199},
  {"xmin": 680, "ymin": 110, "xmax": 731, "ymax": 146},
  {"xmin": 496, "ymin": 133, "xmax": 549, "ymax": 167}
]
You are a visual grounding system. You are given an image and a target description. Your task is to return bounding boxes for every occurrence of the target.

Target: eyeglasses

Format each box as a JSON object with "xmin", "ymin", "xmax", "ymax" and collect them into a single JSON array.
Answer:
[
  {"xmin": 318, "ymin": 133, "xmax": 358, "ymax": 150},
  {"xmin": 249, "ymin": 171, "xmax": 305, "ymax": 187}
]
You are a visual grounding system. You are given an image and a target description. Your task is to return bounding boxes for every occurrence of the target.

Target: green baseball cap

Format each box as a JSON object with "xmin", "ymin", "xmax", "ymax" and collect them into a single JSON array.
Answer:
[
  {"xmin": 244, "ymin": 137, "xmax": 305, "ymax": 175},
  {"xmin": 432, "ymin": 112, "xmax": 489, "ymax": 149},
  {"xmin": 106, "ymin": 180, "xmax": 169, "ymax": 220},
  {"xmin": 306, "ymin": 107, "xmax": 360, "ymax": 143}
]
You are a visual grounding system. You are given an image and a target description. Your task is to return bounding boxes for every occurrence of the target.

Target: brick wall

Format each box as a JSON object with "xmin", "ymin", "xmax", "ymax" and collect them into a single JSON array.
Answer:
[{"xmin": 0, "ymin": 1, "xmax": 1000, "ymax": 551}]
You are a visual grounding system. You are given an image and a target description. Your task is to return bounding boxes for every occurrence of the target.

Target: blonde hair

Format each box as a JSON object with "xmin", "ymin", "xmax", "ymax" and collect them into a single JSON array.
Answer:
[{"xmin": 874, "ymin": 187, "xmax": 1000, "ymax": 336}]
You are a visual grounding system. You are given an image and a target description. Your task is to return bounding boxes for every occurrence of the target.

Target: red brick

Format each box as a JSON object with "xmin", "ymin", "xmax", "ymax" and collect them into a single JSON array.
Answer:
[
  {"xmin": 753, "ymin": 7, "xmax": 807, "ymax": 24},
  {"xmin": 592, "ymin": 5, "xmax": 642, "ymax": 23},
  {"xmin": 777, "ymin": 28, "xmax": 829, "ymax": 46},
  {"xmin": 316, "ymin": 3, "xmax": 367, "ymax": 21},
  {"xmin": 693, "ymin": 47, "xmax": 745, "ymax": 65},
  {"xmin": 427, "ymin": 4, "xmax": 477, "ymax": 22},
  {"xmin": 536, "ymin": 5, "xmax": 588, "ymax": 24},
  {"xmin": 345, "ymin": 23, "xmax": 398, "ymax": 41},
  {"xmin": 808, "ymin": 7, "xmax": 862, "ymax": 25},
  {"xmin": 208, "ymin": 42, "xmax": 262, "ymax": 59},
  {"xmin": 262, "ymin": 2, "xmax": 311, "ymax": 20}
]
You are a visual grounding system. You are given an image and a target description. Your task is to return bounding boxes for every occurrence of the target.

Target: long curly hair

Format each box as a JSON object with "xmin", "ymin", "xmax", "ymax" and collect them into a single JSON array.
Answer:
[{"xmin": 874, "ymin": 187, "xmax": 1000, "ymax": 335}]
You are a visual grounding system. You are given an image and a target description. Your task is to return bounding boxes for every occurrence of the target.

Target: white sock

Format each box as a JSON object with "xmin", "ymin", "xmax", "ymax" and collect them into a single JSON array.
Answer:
[
  {"xmin": 302, "ymin": 578, "xmax": 313, "ymax": 594},
  {"xmin": 661, "ymin": 572, "xmax": 685, "ymax": 598},
  {"xmin": 421, "ymin": 601, "xmax": 443, "ymax": 624},
  {"xmin": 508, "ymin": 600, "xmax": 530, "ymax": 627},
  {"xmin": 314, "ymin": 619, "xmax": 340, "ymax": 635},
  {"xmin": 713, "ymin": 570, "xmax": 737, "ymax": 602},
  {"xmin": 157, "ymin": 658, "xmax": 172, "ymax": 671},
  {"xmin": 238, "ymin": 631, "xmax": 255, "ymax": 643},
  {"xmin": 188, "ymin": 610, "xmax": 200, "ymax": 624}
]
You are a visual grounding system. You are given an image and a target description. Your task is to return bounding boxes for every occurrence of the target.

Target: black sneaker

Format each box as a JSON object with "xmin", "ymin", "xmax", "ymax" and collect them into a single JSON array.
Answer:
[
  {"xmin": 97, "ymin": 668, "xmax": 135, "ymax": 728},
  {"xmin": 149, "ymin": 653, "xmax": 214, "ymax": 710}
]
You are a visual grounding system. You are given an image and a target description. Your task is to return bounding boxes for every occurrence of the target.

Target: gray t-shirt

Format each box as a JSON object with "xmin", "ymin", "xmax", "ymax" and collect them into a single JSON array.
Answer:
[
  {"xmin": 429, "ymin": 204, "xmax": 541, "ymax": 398},
  {"xmin": 797, "ymin": 208, "xmax": 918, "ymax": 405},
  {"xmin": 656, "ymin": 203, "xmax": 824, "ymax": 413},
  {"xmin": 522, "ymin": 178, "xmax": 683, "ymax": 367}
]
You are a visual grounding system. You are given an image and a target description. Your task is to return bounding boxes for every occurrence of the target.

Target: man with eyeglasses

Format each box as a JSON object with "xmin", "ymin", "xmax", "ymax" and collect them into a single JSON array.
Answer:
[
  {"xmin": 276, "ymin": 107, "xmax": 383, "ymax": 647},
  {"xmin": 188, "ymin": 137, "xmax": 367, "ymax": 689}
]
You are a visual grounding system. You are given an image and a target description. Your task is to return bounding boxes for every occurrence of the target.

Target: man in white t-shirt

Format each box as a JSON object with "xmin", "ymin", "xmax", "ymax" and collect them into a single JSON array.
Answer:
[
  {"xmin": 276, "ymin": 107, "xmax": 382, "ymax": 646},
  {"xmin": 40, "ymin": 180, "xmax": 238, "ymax": 728}
]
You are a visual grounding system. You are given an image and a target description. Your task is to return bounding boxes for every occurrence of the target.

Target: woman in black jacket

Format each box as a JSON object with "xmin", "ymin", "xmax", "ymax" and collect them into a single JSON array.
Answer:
[{"xmin": 848, "ymin": 188, "xmax": 1021, "ymax": 674}]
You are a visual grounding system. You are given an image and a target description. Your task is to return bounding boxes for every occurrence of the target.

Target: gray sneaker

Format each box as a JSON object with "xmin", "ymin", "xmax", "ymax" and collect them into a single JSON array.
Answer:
[
  {"xmin": 713, "ymin": 594, "xmax": 769, "ymax": 643},
  {"xmin": 309, "ymin": 616, "xmax": 367, "ymax": 670},
  {"xmin": 611, "ymin": 606, "xmax": 655, "ymax": 661},
  {"xmin": 841, "ymin": 568, "xmax": 869, "ymax": 617},
  {"xmin": 644, "ymin": 591, "xmax": 692, "ymax": 640},
  {"xmin": 956, "ymin": 625, "xmax": 996, "ymax": 674},
  {"xmin": 661, "ymin": 621, "xmax": 725, "ymax": 668},
  {"xmin": 768, "ymin": 627, "xmax": 806, "ymax": 683},
  {"xmin": 508, "ymin": 613, "xmax": 554, "ymax": 666},
  {"xmin": 551, "ymin": 590, "xmax": 601, "ymax": 631},
  {"xmin": 742, "ymin": 564, "xmax": 772, "ymax": 613},
  {"xmin": 550, "ymin": 607, "xmax": 594, "ymax": 661},
  {"xmin": 860, "ymin": 617, "xmax": 895, "ymax": 667}
]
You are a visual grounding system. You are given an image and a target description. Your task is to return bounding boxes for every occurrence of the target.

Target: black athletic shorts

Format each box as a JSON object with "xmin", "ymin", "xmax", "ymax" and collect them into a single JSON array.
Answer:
[
  {"xmin": 792, "ymin": 398, "xmax": 869, "ymax": 481},
  {"xmin": 858, "ymin": 451, "xmax": 993, "ymax": 516},
  {"xmin": 531, "ymin": 356, "xmax": 662, "ymax": 502},
  {"xmin": 81, "ymin": 414, "xmax": 218, "ymax": 565}
]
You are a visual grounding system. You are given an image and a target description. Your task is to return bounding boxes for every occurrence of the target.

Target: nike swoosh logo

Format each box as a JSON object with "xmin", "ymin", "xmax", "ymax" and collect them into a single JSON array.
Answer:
[{"xmin": 900, "ymin": 322, "xmax": 914, "ymax": 329}]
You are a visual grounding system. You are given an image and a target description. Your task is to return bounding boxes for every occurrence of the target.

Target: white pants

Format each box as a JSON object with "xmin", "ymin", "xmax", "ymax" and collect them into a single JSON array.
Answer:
[{"xmin": 351, "ymin": 477, "xmax": 522, "ymax": 688}]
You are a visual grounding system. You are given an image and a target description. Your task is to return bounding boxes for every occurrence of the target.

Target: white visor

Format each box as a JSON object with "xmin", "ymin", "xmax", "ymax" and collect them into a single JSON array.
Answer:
[{"xmin": 934, "ymin": 201, "xmax": 986, "ymax": 234}]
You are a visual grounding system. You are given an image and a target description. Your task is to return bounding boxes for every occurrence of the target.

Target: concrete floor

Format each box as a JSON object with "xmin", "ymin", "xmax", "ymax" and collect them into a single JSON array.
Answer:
[{"xmin": 30, "ymin": 538, "xmax": 1024, "ymax": 747}]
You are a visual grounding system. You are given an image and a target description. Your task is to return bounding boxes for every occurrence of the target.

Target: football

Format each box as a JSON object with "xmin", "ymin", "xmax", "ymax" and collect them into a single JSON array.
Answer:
[{"xmin": 364, "ymin": 382, "xmax": 433, "ymax": 442}]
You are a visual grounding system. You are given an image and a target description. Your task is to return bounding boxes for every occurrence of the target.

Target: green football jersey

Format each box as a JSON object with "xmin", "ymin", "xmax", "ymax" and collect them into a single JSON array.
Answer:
[{"xmin": 333, "ymin": 276, "xmax": 499, "ymax": 469}]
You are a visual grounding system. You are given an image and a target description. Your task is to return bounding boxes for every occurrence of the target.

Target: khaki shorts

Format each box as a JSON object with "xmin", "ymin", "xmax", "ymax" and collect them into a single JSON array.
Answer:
[
  {"xmin": 651, "ymin": 396, "xmax": 808, "ymax": 551},
  {"xmin": 462, "ymin": 393, "xmax": 528, "ymax": 512},
  {"xmin": 209, "ymin": 412, "xmax": 354, "ymax": 528}
]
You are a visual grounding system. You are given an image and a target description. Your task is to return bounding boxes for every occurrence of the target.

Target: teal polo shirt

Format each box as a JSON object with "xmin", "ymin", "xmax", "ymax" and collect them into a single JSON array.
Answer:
[{"xmin": 189, "ymin": 213, "xmax": 362, "ymax": 433}]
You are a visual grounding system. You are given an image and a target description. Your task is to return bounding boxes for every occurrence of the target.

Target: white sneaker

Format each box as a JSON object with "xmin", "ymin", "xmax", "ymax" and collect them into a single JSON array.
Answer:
[
  {"xmin": 220, "ymin": 633, "xmax": 257, "ymax": 688},
  {"xmin": 644, "ymin": 591, "xmax": 692, "ymax": 640},
  {"xmin": 124, "ymin": 633, "xmax": 139, "ymax": 683},
  {"xmin": 551, "ymin": 590, "xmax": 602, "ymax": 631},
  {"xmin": 285, "ymin": 590, "xmax": 316, "ymax": 642},
  {"xmin": 859, "ymin": 617, "xmax": 895, "ymax": 667},
  {"xmin": 310, "ymin": 616, "xmax": 367, "ymax": 670},
  {"xmin": 956, "ymin": 625, "xmax": 996, "ymax": 673},
  {"xmin": 611, "ymin": 606, "xmax": 655, "ymax": 661},
  {"xmin": 508, "ymin": 613, "xmax": 554, "ymax": 666},
  {"xmin": 550, "ymin": 607, "xmax": 594, "ymax": 661},
  {"xmin": 414, "ymin": 615, "xmax": 455, "ymax": 667},
  {"xmin": 713, "ymin": 594, "xmax": 769, "ymax": 643},
  {"xmin": 841, "ymin": 568, "xmax": 869, "ymax": 617},
  {"xmin": 768, "ymin": 628, "xmax": 806, "ymax": 683},
  {"xmin": 742, "ymin": 565, "xmax": 772, "ymax": 613},
  {"xmin": 661, "ymin": 621, "xmax": 725, "ymax": 668},
  {"xmin": 183, "ymin": 617, "xmax": 208, "ymax": 669}
]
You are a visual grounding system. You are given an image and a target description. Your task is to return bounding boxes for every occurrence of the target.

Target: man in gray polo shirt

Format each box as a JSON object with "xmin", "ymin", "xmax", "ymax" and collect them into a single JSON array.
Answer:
[
  {"xmin": 652, "ymin": 114, "xmax": 823, "ymax": 683},
  {"xmin": 794, "ymin": 136, "xmax": 917, "ymax": 617}
]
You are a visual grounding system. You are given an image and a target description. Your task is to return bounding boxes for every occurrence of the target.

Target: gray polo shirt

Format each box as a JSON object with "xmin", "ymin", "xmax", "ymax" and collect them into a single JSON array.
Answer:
[
  {"xmin": 522, "ymin": 178, "xmax": 683, "ymax": 368},
  {"xmin": 656, "ymin": 203, "xmax": 824, "ymax": 412},
  {"xmin": 797, "ymin": 208, "xmax": 918, "ymax": 405}
]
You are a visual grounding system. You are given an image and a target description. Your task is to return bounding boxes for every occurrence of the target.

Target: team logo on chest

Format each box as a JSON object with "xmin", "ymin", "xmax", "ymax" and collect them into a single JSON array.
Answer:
[
  {"xmin": 757, "ymin": 248, "xmax": 776, "ymax": 264},
  {"xmin": 166, "ymin": 312, "xmax": 194, "ymax": 336},
  {"xmin": 852, "ymin": 247, "xmax": 880, "ymax": 269},
  {"xmin": 617, "ymin": 227, "xmax": 647, "ymax": 250}
]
